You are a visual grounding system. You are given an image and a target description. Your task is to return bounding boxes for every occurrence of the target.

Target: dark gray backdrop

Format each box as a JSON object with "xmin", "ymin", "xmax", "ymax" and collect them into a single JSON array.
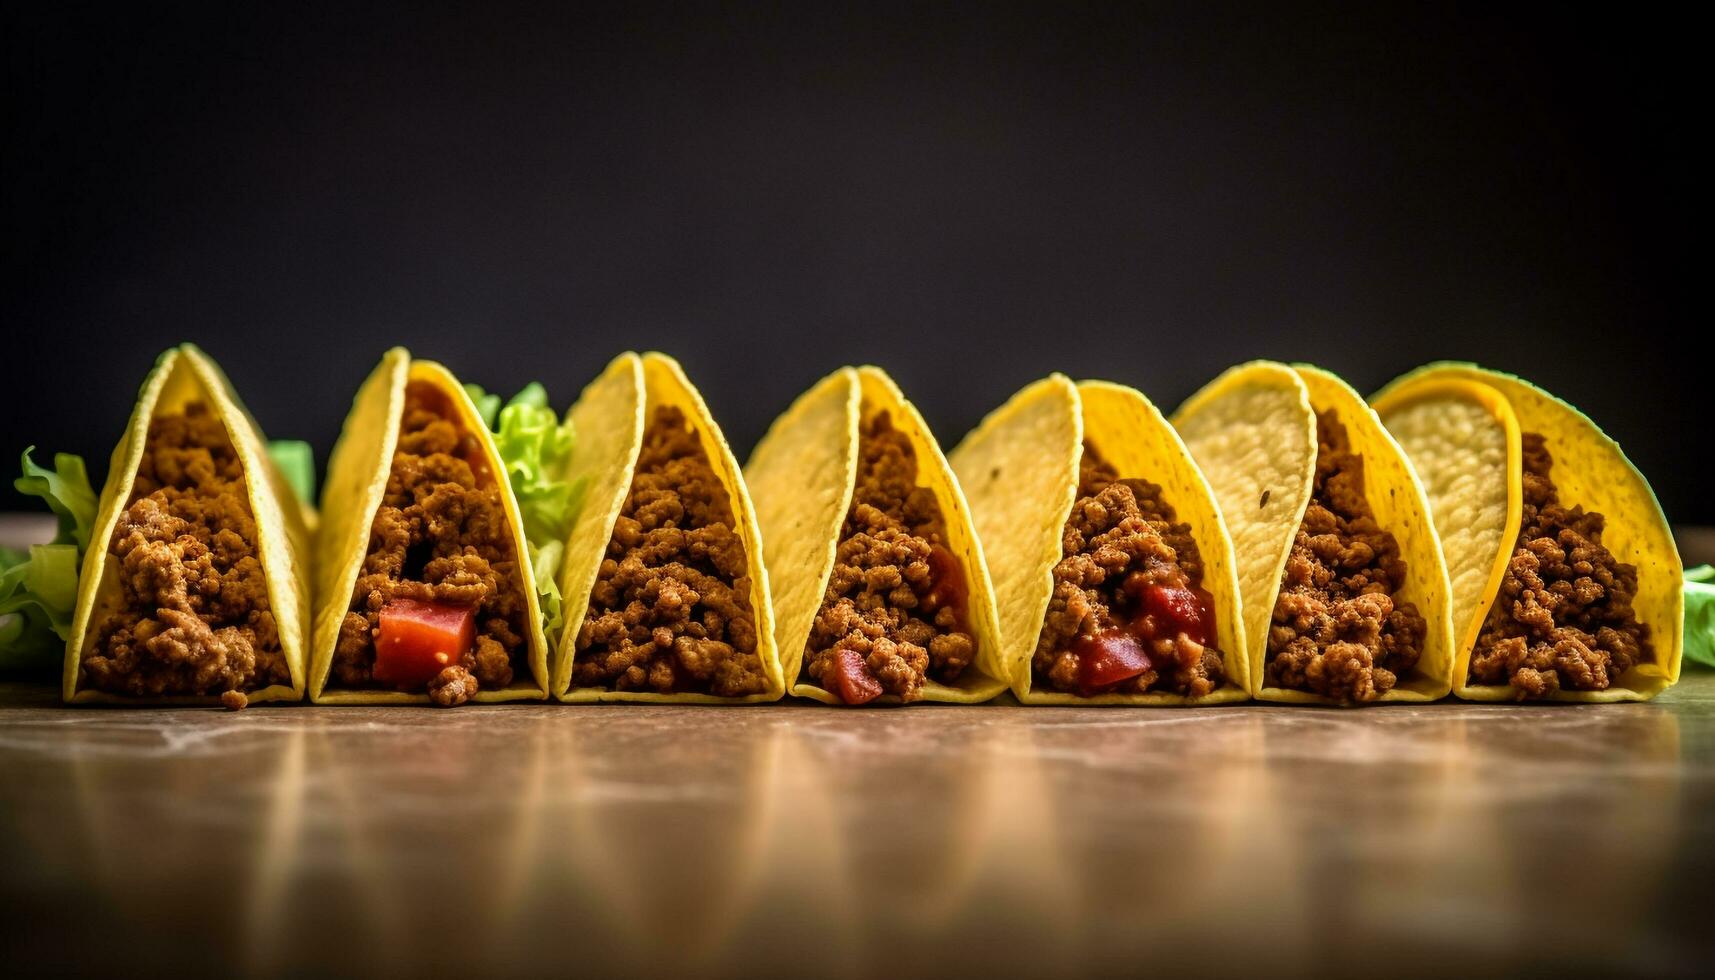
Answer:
[{"xmin": 4, "ymin": 3, "xmax": 1703, "ymax": 520}]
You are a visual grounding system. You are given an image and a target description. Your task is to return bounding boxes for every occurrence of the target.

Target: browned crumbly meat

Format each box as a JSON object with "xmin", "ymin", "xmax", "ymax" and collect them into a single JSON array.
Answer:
[
  {"xmin": 572, "ymin": 405, "xmax": 765, "ymax": 696},
  {"xmin": 333, "ymin": 382, "xmax": 529, "ymax": 706},
  {"xmin": 804, "ymin": 412, "xmax": 975, "ymax": 703},
  {"xmin": 1467, "ymin": 432, "xmax": 1651, "ymax": 698},
  {"xmin": 1265, "ymin": 411, "xmax": 1427, "ymax": 702},
  {"xmin": 1032, "ymin": 447, "xmax": 1226, "ymax": 697},
  {"xmin": 81, "ymin": 403, "xmax": 287, "ymax": 705}
]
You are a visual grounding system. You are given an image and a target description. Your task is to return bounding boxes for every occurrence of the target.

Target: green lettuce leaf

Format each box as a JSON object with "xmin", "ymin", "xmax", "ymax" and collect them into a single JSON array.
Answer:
[
  {"xmin": 465, "ymin": 383, "xmax": 502, "ymax": 430},
  {"xmin": 1, "ymin": 449, "xmax": 98, "ymax": 672},
  {"xmin": 468, "ymin": 383, "xmax": 584, "ymax": 652},
  {"xmin": 267, "ymin": 439, "xmax": 317, "ymax": 505},
  {"xmin": 15, "ymin": 448, "xmax": 96, "ymax": 552},
  {"xmin": 1686, "ymin": 565, "xmax": 1715, "ymax": 669}
]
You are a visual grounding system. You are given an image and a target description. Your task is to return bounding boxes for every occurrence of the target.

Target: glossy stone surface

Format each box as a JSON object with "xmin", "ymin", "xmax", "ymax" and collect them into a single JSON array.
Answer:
[
  {"xmin": 3, "ymin": 676, "xmax": 1713, "ymax": 977},
  {"xmin": 4, "ymin": 516, "xmax": 1711, "ymax": 974}
]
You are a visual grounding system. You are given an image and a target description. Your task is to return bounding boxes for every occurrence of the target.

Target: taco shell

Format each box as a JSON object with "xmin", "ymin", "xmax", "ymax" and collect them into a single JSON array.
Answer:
[
  {"xmin": 1173, "ymin": 362, "xmax": 1454, "ymax": 703},
  {"xmin": 1373, "ymin": 363, "xmax": 1682, "ymax": 701},
  {"xmin": 747, "ymin": 366, "xmax": 1007, "ymax": 704},
  {"xmin": 309, "ymin": 349, "xmax": 548, "ymax": 703},
  {"xmin": 744, "ymin": 367, "xmax": 861, "ymax": 700},
  {"xmin": 557, "ymin": 352, "xmax": 782, "ymax": 703},
  {"xmin": 951, "ymin": 375, "xmax": 1249, "ymax": 704},
  {"xmin": 65, "ymin": 344, "xmax": 312, "ymax": 704},
  {"xmin": 549, "ymin": 352, "xmax": 647, "ymax": 695}
]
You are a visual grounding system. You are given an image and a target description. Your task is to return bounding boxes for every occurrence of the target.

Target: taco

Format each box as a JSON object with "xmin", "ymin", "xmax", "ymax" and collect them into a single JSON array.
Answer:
[
  {"xmin": 1373, "ymin": 363, "xmax": 1682, "ymax": 701},
  {"xmin": 309, "ymin": 349, "xmax": 550, "ymax": 705},
  {"xmin": 949, "ymin": 376, "xmax": 1248, "ymax": 704},
  {"xmin": 746, "ymin": 366, "xmax": 1005, "ymax": 705},
  {"xmin": 63, "ymin": 344, "xmax": 312, "ymax": 707},
  {"xmin": 553, "ymin": 352, "xmax": 782, "ymax": 703},
  {"xmin": 1171, "ymin": 362, "xmax": 1454, "ymax": 704}
]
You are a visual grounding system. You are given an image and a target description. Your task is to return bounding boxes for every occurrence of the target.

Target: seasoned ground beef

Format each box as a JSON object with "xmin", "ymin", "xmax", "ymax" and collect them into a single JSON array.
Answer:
[
  {"xmin": 572, "ymin": 405, "xmax": 765, "ymax": 696},
  {"xmin": 333, "ymin": 382, "xmax": 529, "ymax": 706},
  {"xmin": 1033, "ymin": 446, "xmax": 1226, "ymax": 697},
  {"xmin": 804, "ymin": 412, "xmax": 975, "ymax": 704},
  {"xmin": 1265, "ymin": 411, "xmax": 1427, "ymax": 702},
  {"xmin": 82, "ymin": 403, "xmax": 286, "ymax": 708},
  {"xmin": 1467, "ymin": 432, "xmax": 1651, "ymax": 698}
]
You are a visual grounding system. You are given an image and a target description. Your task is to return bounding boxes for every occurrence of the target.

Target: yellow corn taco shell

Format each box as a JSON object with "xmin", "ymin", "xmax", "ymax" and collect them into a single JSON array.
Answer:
[
  {"xmin": 549, "ymin": 352, "xmax": 647, "ymax": 695},
  {"xmin": 1373, "ymin": 363, "xmax": 1682, "ymax": 701},
  {"xmin": 746, "ymin": 366, "xmax": 1007, "ymax": 704},
  {"xmin": 1172, "ymin": 362, "xmax": 1454, "ymax": 704},
  {"xmin": 951, "ymin": 376, "xmax": 1248, "ymax": 704},
  {"xmin": 64, "ymin": 344, "xmax": 312, "ymax": 704},
  {"xmin": 557, "ymin": 352, "xmax": 782, "ymax": 703},
  {"xmin": 309, "ymin": 349, "xmax": 548, "ymax": 703},
  {"xmin": 744, "ymin": 367, "xmax": 861, "ymax": 699}
]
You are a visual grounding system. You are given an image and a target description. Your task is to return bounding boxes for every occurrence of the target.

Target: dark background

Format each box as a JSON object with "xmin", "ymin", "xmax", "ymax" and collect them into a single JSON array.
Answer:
[{"xmin": 3, "ymin": 3, "xmax": 1703, "ymax": 520}]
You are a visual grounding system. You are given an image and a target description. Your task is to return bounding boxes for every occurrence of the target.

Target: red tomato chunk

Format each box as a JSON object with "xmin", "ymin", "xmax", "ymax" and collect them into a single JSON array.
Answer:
[
  {"xmin": 1132, "ymin": 583, "xmax": 1216, "ymax": 648},
  {"xmin": 922, "ymin": 545, "xmax": 969, "ymax": 624},
  {"xmin": 373, "ymin": 598, "xmax": 476, "ymax": 690},
  {"xmin": 1073, "ymin": 628, "xmax": 1153, "ymax": 695},
  {"xmin": 828, "ymin": 646, "xmax": 884, "ymax": 705}
]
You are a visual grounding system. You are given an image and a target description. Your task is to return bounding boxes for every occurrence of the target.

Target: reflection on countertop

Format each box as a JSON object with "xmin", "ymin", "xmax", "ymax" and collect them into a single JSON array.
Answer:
[{"xmin": 2, "ymin": 677, "xmax": 1713, "ymax": 977}]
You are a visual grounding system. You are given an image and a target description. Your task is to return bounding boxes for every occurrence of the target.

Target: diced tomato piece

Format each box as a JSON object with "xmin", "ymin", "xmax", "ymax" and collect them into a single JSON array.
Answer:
[
  {"xmin": 827, "ymin": 647, "xmax": 884, "ymax": 705},
  {"xmin": 1192, "ymin": 588, "xmax": 1216, "ymax": 646},
  {"xmin": 374, "ymin": 599, "xmax": 476, "ymax": 690},
  {"xmin": 922, "ymin": 545, "xmax": 969, "ymax": 625},
  {"xmin": 1138, "ymin": 584, "xmax": 1215, "ymax": 648},
  {"xmin": 1074, "ymin": 628, "xmax": 1153, "ymax": 695}
]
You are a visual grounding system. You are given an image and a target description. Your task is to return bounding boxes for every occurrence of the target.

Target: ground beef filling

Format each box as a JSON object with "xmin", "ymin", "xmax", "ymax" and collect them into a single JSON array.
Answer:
[
  {"xmin": 1033, "ymin": 447, "xmax": 1226, "ymax": 697},
  {"xmin": 1265, "ymin": 411, "xmax": 1427, "ymax": 702},
  {"xmin": 82, "ymin": 403, "xmax": 286, "ymax": 708},
  {"xmin": 333, "ymin": 382, "xmax": 529, "ymax": 707},
  {"xmin": 1467, "ymin": 432, "xmax": 1651, "ymax": 698},
  {"xmin": 804, "ymin": 412, "xmax": 975, "ymax": 705},
  {"xmin": 573, "ymin": 405, "xmax": 765, "ymax": 696}
]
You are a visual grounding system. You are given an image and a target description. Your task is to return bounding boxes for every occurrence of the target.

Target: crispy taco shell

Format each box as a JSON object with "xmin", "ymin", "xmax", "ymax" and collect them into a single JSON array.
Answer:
[
  {"xmin": 1173, "ymin": 362, "xmax": 1454, "ymax": 704},
  {"xmin": 309, "ymin": 349, "xmax": 548, "ymax": 703},
  {"xmin": 557, "ymin": 352, "xmax": 782, "ymax": 703},
  {"xmin": 549, "ymin": 352, "xmax": 647, "ymax": 696},
  {"xmin": 951, "ymin": 375, "xmax": 1249, "ymax": 704},
  {"xmin": 65, "ymin": 344, "xmax": 312, "ymax": 704},
  {"xmin": 744, "ymin": 367, "xmax": 861, "ymax": 698},
  {"xmin": 1374, "ymin": 363, "xmax": 1682, "ymax": 701},
  {"xmin": 747, "ymin": 366, "xmax": 1007, "ymax": 704}
]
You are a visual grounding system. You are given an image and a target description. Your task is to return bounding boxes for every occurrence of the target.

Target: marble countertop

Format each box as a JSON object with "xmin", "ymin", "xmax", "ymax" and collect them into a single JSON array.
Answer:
[{"xmin": 4, "ymin": 675, "xmax": 1714, "ymax": 978}]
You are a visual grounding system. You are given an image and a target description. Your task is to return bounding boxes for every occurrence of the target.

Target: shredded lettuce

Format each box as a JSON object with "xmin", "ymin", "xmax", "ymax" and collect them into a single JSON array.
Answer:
[
  {"xmin": 1686, "ymin": 565, "xmax": 1715, "ymax": 669},
  {"xmin": 267, "ymin": 439, "xmax": 317, "ymax": 505},
  {"xmin": 465, "ymin": 383, "xmax": 502, "ymax": 430},
  {"xmin": 0, "ymin": 449, "xmax": 98, "ymax": 672},
  {"xmin": 467, "ymin": 383, "xmax": 584, "ymax": 651}
]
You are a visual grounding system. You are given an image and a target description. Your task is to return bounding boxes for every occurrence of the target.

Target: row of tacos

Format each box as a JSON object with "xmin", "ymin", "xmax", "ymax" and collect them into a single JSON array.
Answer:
[{"xmin": 14, "ymin": 346, "xmax": 1683, "ymax": 707}]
